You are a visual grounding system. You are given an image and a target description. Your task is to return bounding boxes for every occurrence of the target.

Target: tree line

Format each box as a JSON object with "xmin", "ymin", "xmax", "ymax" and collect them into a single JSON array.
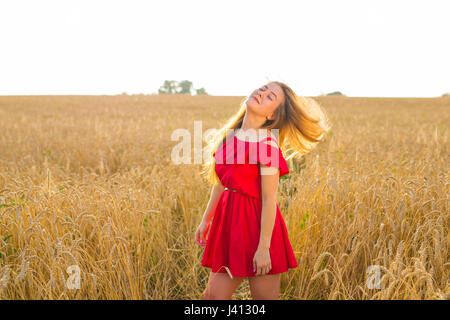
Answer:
[{"xmin": 158, "ymin": 80, "xmax": 207, "ymax": 95}]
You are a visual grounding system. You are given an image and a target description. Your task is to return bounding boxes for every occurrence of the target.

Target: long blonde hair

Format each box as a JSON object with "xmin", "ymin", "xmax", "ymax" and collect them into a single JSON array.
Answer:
[{"xmin": 201, "ymin": 81, "xmax": 331, "ymax": 185}]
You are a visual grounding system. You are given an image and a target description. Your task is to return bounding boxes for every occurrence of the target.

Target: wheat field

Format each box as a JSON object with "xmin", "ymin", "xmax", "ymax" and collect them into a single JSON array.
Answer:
[{"xmin": 0, "ymin": 94, "xmax": 448, "ymax": 300}]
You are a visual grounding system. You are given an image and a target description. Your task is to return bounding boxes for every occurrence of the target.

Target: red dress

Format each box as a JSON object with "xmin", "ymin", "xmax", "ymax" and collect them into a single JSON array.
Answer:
[{"xmin": 201, "ymin": 134, "xmax": 298, "ymax": 277}]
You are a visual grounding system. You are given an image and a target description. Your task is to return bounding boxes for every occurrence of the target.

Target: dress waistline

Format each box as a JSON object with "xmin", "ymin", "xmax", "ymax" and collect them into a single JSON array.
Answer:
[{"xmin": 224, "ymin": 187, "xmax": 259, "ymax": 200}]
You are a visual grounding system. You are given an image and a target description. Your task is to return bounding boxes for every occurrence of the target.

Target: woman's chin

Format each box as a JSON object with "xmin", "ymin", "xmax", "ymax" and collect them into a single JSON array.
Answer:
[{"xmin": 245, "ymin": 99, "xmax": 255, "ymax": 108}]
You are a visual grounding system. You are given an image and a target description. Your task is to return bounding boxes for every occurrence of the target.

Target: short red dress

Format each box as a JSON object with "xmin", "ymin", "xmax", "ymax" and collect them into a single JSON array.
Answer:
[{"xmin": 201, "ymin": 133, "xmax": 298, "ymax": 277}]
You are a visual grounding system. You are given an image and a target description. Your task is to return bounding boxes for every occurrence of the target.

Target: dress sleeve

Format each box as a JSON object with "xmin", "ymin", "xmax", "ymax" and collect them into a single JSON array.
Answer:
[{"xmin": 249, "ymin": 138, "xmax": 290, "ymax": 177}]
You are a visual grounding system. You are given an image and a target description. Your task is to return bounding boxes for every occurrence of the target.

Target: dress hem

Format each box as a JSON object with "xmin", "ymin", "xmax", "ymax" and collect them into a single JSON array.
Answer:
[{"xmin": 201, "ymin": 263, "xmax": 298, "ymax": 278}]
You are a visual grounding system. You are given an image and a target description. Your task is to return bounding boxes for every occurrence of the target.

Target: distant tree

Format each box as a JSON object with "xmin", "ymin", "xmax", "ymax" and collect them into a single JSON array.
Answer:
[
  {"xmin": 158, "ymin": 80, "xmax": 178, "ymax": 94},
  {"xmin": 158, "ymin": 80, "xmax": 208, "ymax": 95},
  {"xmin": 326, "ymin": 91, "xmax": 344, "ymax": 96},
  {"xmin": 442, "ymin": 92, "xmax": 450, "ymax": 97},
  {"xmin": 195, "ymin": 87, "xmax": 208, "ymax": 95},
  {"xmin": 177, "ymin": 80, "xmax": 193, "ymax": 94}
]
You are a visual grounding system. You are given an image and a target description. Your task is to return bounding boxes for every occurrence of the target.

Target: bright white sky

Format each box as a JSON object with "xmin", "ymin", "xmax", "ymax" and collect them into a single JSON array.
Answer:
[{"xmin": 0, "ymin": 0, "xmax": 449, "ymax": 97}]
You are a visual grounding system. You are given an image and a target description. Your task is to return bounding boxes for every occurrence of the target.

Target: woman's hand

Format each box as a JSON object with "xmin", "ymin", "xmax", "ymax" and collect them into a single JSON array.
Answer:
[
  {"xmin": 195, "ymin": 220, "xmax": 211, "ymax": 247},
  {"xmin": 252, "ymin": 247, "xmax": 272, "ymax": 276}
]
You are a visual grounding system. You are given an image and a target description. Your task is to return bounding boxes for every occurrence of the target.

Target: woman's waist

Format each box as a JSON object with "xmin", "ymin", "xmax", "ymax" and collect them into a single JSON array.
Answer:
[{"xmin": 223, "ymin": 186, "xmax": 260, "ymax": 200}]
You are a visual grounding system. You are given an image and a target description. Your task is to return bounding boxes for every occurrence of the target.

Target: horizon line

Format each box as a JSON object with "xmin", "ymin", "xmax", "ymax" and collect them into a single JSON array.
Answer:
[{"xmin": 0, "ymin": 93, "xmax": 448, "ymax": 99}]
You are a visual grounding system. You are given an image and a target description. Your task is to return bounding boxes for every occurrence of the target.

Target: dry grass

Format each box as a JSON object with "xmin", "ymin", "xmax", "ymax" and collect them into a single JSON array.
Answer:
[{"xmin": 0, "ymin": 94, "xmax": 448, "ymax": 299}]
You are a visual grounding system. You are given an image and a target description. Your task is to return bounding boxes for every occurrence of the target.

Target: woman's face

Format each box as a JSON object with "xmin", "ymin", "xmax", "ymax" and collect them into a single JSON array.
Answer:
[{"xmin": 245, "ymin": 82, "xmax": 284, "ymax": 120}]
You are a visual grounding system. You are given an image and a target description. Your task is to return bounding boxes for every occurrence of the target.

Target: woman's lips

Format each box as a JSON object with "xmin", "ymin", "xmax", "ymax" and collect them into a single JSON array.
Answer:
[{"xmin": 252, "ymin": 96, "xmax": 259, "ymax": 103}]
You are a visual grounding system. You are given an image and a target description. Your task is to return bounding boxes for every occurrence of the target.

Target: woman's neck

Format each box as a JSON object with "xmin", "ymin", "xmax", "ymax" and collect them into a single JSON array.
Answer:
[
  {"xmin": 240, "ymin": 110, "xmax": 266, "ymax": 131},
  {"xmin": 235, "ymin": 110, "xmax": 276, "ymax": 142}
]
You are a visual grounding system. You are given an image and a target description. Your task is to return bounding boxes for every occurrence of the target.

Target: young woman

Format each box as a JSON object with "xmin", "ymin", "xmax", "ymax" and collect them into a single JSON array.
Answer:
[{"xmin": 195, "ymin": 81, "xmax": 330, "ymax": 300}]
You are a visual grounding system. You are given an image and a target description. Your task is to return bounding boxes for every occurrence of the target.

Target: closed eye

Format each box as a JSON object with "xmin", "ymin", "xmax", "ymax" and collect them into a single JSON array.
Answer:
[
  {"xmin": 259, "ymin": 86, "xmax": 276, "ymax": 101},
  {"xmin": 259, "ymin": 87, "xmax": 273, "ymax": 101}
]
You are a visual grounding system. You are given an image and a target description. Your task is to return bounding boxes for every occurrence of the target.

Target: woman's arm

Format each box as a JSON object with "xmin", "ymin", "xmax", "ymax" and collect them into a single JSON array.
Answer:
[
  {"xmin": 258, "ymin": 165, "xmax": 279, "ymax": 249},
  {"xmin": 253, "ymin": 163, "xmax": 279, "ymax": 276},
  {"xmin": 257, "ymin": 137, "xmax": 280, "ymax": 249},
  {"xmin": 200, "ymin": 181, "xmax": 225, "ymax": 224}
]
